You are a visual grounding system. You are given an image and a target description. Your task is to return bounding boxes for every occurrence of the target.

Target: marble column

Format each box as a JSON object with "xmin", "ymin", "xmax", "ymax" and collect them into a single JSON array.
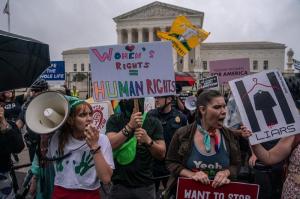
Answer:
[
  {"xmin": 117, "ymin": 29, "xmax": 122, "ymax": 44},
  {"xmin": 148, "ymin": 27, "xmax": 153, "ymax": 42},
  {"xmin": 195, "ymin": 45, "xmax": 200, "ymax": 71},
  {"xmin": 173, "ymin": 48, "xmax": 177, "ymax": 71},
  {"xmin": 183, "ymin": 54, "xmax": 189, "ymax": 72},
  {"xmin": 127, "ymin": 28, "xmax": 132, "ymax": 43},
  {"xmin": 138, "ymin": 28, "xmax": 143, "ymax": 42}
]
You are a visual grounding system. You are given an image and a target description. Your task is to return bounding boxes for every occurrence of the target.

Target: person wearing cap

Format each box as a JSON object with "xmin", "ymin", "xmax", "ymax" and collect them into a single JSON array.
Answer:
[
  {"xmin": 0, "ymin": 104, "xmax": 25, "ymax": 198},
  {"xmin": 147, "ymin": 95, "xmax": 187, "ymax": 196},
  {"xmin": 44, "ymin": 96, "xmax": 114, "ymax": 199},
  {"xmin": 106, "ymin": 98, "xmax": 166, "ymax": 199}
]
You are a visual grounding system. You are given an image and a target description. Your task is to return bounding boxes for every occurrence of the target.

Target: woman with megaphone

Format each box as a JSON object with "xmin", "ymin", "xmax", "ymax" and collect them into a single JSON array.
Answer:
[{"xmin": 43, "ymin": 96, "xmax": 114, "ymax": 199}]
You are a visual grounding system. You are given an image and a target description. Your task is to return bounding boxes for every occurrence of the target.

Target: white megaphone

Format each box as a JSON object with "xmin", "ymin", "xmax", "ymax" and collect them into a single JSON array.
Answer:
[
  {"xmin": 184, "ymin": 96, "xmax": 197, "ymax": 111},
  {"xmin": 25, "ymin": 91, "xmax": 70, "ymax": 134}
]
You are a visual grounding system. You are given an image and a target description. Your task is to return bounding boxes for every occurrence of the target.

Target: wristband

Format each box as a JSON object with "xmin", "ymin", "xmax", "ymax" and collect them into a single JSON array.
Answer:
[
  {"xmin": 122, "ymin": 127, "xmax": 130, "ymax": 137},
  {"xmin": 90, "ymin": 146, "xmax": 101, "ymax": 155}
]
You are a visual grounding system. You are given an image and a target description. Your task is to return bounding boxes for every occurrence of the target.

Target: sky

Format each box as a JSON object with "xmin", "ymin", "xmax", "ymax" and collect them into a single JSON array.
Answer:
[{"xmin": 1, "ymin": 0, "xmax": 300, "ymax": 62}]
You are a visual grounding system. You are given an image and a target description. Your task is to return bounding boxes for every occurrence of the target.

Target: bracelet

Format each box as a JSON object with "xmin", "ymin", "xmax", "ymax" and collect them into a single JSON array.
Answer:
[
  {"xmin": 125, "ymin": 125, "xmax": 133, "ymax": 133},
  {"xmin": 127, "ymin": 123, "xmax": 134, "ymax": 130},
  {"xmin": 90, "ymin": 146, "xmax": 101, "ymax": 155},
  {"xmin": 122, "ymin": 127, "xmax": 130, "ymax": 137}
]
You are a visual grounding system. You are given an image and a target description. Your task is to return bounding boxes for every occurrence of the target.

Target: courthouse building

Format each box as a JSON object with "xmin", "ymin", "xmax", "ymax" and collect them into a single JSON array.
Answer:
[{"xmin": 62, "ymin": 1, "xmax": 289, "ymax": 97}]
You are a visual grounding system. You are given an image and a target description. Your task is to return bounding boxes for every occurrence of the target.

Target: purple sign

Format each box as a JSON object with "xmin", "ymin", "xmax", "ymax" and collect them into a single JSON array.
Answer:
[{"xmin": 209, "ymin": 58, "xmax": 250, "ymax": 85}]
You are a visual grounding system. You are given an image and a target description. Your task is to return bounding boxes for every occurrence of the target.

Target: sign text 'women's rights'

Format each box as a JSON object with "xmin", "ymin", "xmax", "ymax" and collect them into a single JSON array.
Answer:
[{"xmin": 89, "ymin": 42, "xmax": 176, "ymax": 101}]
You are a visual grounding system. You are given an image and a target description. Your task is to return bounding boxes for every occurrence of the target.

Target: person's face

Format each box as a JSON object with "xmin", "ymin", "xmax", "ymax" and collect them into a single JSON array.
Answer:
[
  {"xmin": 155, "ymin": 97, "xmax": 166, "ymax": 108},
  {"xmin": 199, "ymin": 96, "xmax": 227, "ymax": 129},
  {"xmin": 72, "ymin": 105, "xmax": 93, "ymax": 134},
  {"xmin": 4, "ymin": 91, "xmax": 13, "ymax": 99}
]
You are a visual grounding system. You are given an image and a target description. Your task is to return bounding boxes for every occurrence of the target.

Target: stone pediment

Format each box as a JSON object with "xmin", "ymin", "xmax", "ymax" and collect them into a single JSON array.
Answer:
[{"xmin": 114, "ymin": 1, "xmax": 203, "ymax": 22}]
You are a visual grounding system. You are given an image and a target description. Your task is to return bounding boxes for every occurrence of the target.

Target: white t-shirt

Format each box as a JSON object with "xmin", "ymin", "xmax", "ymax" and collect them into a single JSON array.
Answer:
[{"xmin": 48, "ymin": 132, "xmax": 114, "ymax": 190}]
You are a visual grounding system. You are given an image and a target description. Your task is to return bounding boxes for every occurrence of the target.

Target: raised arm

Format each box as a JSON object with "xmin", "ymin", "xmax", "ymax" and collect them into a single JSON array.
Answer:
[{"xmin": 251, "ymin": 135, "xmax": 294, "ymax": 165}]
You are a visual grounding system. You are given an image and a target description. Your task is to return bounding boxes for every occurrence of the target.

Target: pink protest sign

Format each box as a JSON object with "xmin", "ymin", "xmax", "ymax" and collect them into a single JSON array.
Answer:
[{"xmin": 209, "ymin": 58, "xmax": 250, "ymax": 85}]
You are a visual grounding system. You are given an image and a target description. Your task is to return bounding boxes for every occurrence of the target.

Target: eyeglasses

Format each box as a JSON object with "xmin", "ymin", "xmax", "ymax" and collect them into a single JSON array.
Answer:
[{"xmin": 0, "ymin": 102, "xmax": 5, "ymax": 108}]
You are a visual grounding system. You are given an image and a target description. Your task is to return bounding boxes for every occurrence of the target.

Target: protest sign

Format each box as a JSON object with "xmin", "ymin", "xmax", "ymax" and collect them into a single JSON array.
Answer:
[
  {"xmin": 229, "ymin": 70, "xmax": 300, "ymax": 145},
  {"xmin": 177, "ymin": 178, "xmax": 259, "ymax": 199},
  {"xmin": 144, "ymin": 97, "xmax": 155, "ymax": 113},
  {"xmin": 89, "ymin": 42, "xmax": 175, "ymax": 101},
  {"xmin": 199, "ymin": 75, "xmax": 219, "ymax": 90},
  {"xmin": 40, "ymin": 61, "xmax": 65, "ymax": 84},
  {"xmin": 209, "ymin": 58, "xmax": 250, "ymax": 85},
  {"xmin": 91, "ymin": 102, "xmax": 109, "ymax": 134}
]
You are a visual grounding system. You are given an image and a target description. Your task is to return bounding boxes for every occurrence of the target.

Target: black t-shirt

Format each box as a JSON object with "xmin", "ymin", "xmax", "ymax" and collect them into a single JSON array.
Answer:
[
  {"xmin": 106, "ymin": 113, "xmax": 164, "ymax": 187},
  {"xmin": 3, "ymin": 101, "xmax": 21, "ymax": 122},
  {"xmin": 0, "ymin": 122, "xmax": 25, "ymax": 172}
]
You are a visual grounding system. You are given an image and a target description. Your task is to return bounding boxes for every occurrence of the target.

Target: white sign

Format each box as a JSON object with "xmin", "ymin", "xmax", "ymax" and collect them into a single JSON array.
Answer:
[
  {"xmin": 91, "ymin": 102, "xmax": 109, "ymax": 134},
  {"xmin": 89, "ymin": 42, "xmax": 175, "ymax": 101},
  {"xmin": 144, "ymin": 97, "xmax": 155, "ymax": 113},
  {"xmin": 229, "ymin": 70, "xmax": 300, "ymax": 145},
  {"xmin": 199, "ymin": 75, "xmax": 219, "ymax": 90}
]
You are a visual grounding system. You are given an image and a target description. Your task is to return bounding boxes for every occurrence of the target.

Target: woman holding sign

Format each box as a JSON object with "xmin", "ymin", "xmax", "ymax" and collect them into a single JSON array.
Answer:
[{"xmin": 165, "ymin": 90, "xmax": 241, "ymax": 198}]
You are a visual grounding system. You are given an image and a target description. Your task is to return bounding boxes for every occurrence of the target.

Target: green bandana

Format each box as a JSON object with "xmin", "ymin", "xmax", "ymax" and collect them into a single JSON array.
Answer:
[
  {"xmin": 65, "ymin": 96, "xmax": 85, "ymax": 110},
  {"xmin": 197, "ymin": 124, "xmax": 212, "ymax": 153}
]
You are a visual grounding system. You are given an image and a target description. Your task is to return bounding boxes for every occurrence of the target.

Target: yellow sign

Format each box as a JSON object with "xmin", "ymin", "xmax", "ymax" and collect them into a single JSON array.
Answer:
[{"xmin": 157, "ymin": 16, "xmax": 210, "ymax": 56}]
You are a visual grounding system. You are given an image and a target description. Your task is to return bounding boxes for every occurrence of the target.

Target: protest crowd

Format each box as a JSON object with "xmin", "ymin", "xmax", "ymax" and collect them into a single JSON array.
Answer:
[{"xmin": 1, "ymin": 9, "xmax": 300, "ymax": 199}]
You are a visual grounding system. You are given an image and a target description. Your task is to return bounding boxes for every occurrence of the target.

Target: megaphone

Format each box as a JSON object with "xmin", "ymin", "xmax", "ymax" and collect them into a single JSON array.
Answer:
[
  {"xmin": 184, "ymin": 96, "xmax": 197, "ymax": 111},
  {"xmin": 25, "ymin": 91, "xmax": 70, "ymax": 134}
]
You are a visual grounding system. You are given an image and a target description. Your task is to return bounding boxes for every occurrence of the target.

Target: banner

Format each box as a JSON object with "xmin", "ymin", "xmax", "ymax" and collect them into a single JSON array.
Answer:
[
  {"xmin": 177, "ymin": 178, "xmax": 259, "ymax": 199},
  {"xmin": 229, "ymin": 70, "xmax": 300, "ymax": 145},
  {"xmin": 157, "ymin": 16, "xmax": 210, "ymax": 57},
  {"xmin": 89, "ymin": 42, "xmax": 175, "ymax": 101},
  {"xmin": 199, "ymin": 75, "xmax": 219, "ymax": 90},
  {"xmin": 210, "ymin": 58, "xmax": 250, "ymax": 85},
  {"xmin": 40, "ymin": 61, "xmax": 65, "ymax": 84}
]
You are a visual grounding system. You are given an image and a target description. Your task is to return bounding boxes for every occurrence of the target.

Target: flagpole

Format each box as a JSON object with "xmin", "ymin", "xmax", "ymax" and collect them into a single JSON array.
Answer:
[
  {"xmin": 3, "ymin": 0, "xmax": 10, "ymax": 32},
  {"xmin": 7, "ymin": 0, "xmax": 10, "ymax": 32}
]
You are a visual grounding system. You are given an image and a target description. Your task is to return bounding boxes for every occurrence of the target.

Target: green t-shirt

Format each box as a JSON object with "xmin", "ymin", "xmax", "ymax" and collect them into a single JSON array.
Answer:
[{"xmin": 106, "ymin": 113, "xmax": 164, "ymax": 187}]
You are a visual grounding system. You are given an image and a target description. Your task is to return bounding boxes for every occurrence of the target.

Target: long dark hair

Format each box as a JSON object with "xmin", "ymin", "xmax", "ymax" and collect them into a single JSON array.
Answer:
[{"xmin": 58, "ymin": 102, "xmax": 93, "ymax": 155}]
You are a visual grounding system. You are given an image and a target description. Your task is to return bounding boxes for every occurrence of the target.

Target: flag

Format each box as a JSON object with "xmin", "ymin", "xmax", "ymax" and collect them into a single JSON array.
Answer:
[
  {"xmin": 111, "ymin": 100, "xmax": 121, "ymax": 114},
  {"xmin": 3, "ymin": 0, "xmax": 9, "ymax": 15},
  {"xmin": 157, "ymin": 15, "xmax": 210, "ymax": 56},
  {"xmin": 293, "ymin": 59, "xmax": 300, "ymax": 70}
]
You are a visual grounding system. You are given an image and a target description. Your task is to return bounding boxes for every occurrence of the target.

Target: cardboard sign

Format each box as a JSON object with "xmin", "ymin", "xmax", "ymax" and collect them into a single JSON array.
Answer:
[
  {"xmin": 209, "ymin": 58, "xmax": 250, "ymax": 85},
  {"xmin": 177, "ymin": 178, "xmax": 259, "ymax": 199},
  {"xmin": 91, "ymin": 102, "xmax": 109, "ymax": 134},
  {"xmin": 40, "ymin": 61, "xmax": 65, "ymax": 84},
  {"xmin": 199, "ymin": 75, "xmax": 219, "ymax": 90},
  {"xmin": 89, "ymin": 42, "xmax": 175, "ymax": 101},
  {"xmin": 229, "ymin": 70, "xmax": 300, "ymax": 145}
]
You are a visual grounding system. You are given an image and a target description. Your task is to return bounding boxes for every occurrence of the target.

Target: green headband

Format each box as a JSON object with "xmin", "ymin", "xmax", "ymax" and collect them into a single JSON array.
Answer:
[{"xmin": 65, "ymin": 96, "xmax": 85, "ymax": 111}]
